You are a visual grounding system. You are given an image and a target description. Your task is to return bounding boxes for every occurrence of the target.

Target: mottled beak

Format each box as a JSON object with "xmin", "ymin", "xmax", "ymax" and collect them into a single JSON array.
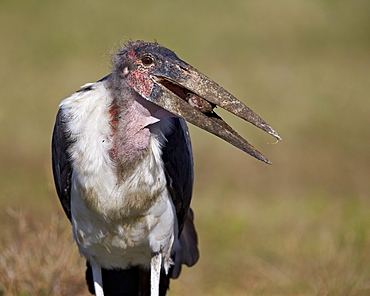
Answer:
[{"xmin": 149, "ymin": 65, "xmax": 281, "ymax": 164}]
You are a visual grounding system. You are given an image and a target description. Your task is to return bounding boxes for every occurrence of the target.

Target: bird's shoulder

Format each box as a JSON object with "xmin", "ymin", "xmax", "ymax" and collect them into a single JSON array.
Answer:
[{"xmin": 52, "ymin": 75, "xmax": 111, "ymax": 220}]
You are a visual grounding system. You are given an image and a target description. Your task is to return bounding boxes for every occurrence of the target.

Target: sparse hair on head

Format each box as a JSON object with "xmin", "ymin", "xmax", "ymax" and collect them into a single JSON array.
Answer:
[{"xmin": 108, "ymin": 39, "xmax": 161, "ymax": 69}]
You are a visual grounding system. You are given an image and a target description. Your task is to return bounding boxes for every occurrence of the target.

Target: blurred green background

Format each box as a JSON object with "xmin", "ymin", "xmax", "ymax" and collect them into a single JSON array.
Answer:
[{"xmin": 1, "ymin": 0, "xmax": 370, "ymax": 295}]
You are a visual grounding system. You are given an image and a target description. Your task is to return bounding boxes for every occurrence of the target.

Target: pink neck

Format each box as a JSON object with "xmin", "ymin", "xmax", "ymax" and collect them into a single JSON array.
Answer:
[{"xmin": 109, "ymin": 95, "xmax": 174, "ymax": 167}]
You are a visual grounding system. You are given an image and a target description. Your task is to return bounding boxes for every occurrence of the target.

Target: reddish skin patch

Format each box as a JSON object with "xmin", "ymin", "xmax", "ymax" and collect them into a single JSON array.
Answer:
[
  {"xmin": 125, "ymin": 49, "xmax": 155, "ymax": 98},
  {"xmin": 109, "ymin": 102, "xmax": 120, "ymax": 160},
  {"xmin": 109, "ymin": 102, "xmax": 120, "ymax": 132},
  {"xmin": 127, "ymin": 67, "xmax": 154, "ymax": 98},
  {"xmin": 128, "ymin": 50, "xmax": 136, "ymax": 58}
]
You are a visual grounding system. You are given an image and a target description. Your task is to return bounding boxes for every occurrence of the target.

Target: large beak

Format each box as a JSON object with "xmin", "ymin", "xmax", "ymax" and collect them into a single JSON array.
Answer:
[{"xmin": 149, "ymin": 66, "xmax": 281, "ymax": 164}]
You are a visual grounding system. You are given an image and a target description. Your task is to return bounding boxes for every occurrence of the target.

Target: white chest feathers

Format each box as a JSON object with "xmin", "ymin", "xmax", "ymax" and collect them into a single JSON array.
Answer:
[{"xmin": 60, "ymin": 81, "xmax": 177, "ymax": 270}]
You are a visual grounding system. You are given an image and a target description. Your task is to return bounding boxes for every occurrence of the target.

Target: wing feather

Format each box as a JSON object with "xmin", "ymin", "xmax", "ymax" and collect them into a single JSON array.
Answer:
[
  {"xmin": 51, "ymin": 107, "xmax": 73, "ymax": 220},
  {"xmin": 162, "ymin": 118, "xmax": 194, "ymax": 233},
  {"xmin": 161, "ymin": 118, "xmax": 199, "ymax": 278}
]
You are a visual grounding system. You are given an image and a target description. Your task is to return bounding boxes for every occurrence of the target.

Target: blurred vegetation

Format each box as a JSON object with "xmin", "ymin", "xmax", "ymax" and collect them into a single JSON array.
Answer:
[{"xmin": 1, "ymin": 0, "xmax": 370, "ymax": 295}]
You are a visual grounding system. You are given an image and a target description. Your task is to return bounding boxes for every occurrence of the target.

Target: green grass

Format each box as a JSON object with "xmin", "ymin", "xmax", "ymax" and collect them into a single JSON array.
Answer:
[{"xmin": 1, "ymin": 0, "xmax": 370, "ymax": 295}]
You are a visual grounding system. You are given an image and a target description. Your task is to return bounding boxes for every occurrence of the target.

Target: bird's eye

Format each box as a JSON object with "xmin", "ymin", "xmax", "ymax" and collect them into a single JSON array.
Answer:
[{"xmin": 141, "ymin": 55, "xmax": 154, "ymax": 66}]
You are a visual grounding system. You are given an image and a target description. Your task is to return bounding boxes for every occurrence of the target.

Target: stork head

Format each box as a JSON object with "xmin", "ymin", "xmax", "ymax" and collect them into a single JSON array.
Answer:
[{"xmin": 111, "ymin": 40, "xmax": 281, "ymax": 164}]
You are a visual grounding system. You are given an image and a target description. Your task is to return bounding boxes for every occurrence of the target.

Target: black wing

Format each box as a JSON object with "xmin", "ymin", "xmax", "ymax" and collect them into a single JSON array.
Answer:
[
  {"xmin": 161, "ymin": 117, "xmax": 199, "ymax": 278},
  {"xmin": 51, "ymin": 107, "xmax": 73, "ymax": 221},
  {"xmin": 162, "ymin": 117, "xmax": 194, "ymax": 233}
]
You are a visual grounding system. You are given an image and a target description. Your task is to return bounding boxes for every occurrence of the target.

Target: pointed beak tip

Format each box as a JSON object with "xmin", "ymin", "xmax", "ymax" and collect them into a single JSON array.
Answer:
[
  {"xmin": 260, "ymin": 156, "xmax": 273, "ymax": 165},
  {"xmin": 267, "ymin": 128, "xmax": 282, "ymax": 141}
]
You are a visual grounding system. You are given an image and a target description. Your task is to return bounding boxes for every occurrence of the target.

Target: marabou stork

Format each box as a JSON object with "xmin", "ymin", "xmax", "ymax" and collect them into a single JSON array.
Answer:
[{"xmin": 52, "ymin": 40, "xmax": 281, "ymax": 296}]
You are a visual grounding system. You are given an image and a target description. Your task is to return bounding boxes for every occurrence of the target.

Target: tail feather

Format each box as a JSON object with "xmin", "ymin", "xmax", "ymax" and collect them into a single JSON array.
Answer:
[
  {"xmin": 86, "ymin": 263, "xmax": 170, "ymax": 296},
  {"xmin": 170, "ymin": 208, "xmax": 199, "ymax": 279}
]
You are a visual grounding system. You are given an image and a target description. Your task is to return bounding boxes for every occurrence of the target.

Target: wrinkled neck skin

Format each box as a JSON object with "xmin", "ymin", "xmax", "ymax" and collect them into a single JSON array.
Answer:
[{"xmin": 107, "ymin": 76, "xmax": 173, "ymax": 177}]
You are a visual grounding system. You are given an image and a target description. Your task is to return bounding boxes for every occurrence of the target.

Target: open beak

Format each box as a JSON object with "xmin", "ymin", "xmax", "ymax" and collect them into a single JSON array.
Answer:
[{"xmin": 149, "ymin": 66, "xmax": 281, "ymax": 164}]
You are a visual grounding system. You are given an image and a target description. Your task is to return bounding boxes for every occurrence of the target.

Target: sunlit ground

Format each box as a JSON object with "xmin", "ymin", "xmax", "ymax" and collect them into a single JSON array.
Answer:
[{"xmin": 1, "ymin": 0, "xmax": 370, "ymax": 295}]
